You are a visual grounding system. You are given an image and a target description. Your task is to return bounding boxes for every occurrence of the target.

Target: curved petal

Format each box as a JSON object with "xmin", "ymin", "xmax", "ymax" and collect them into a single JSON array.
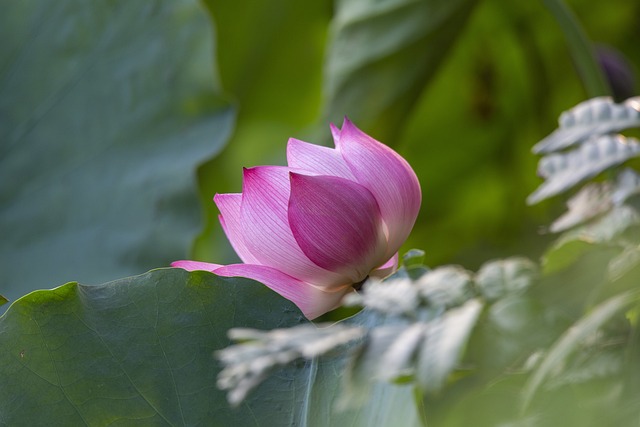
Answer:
[
  {"xmin": 213, "ymin": 264, "xmax": 351, "ymax": 319},
  {"xmin": 214, "ymin": 193, "xmax": 261, "ymax": 264},
  {"xmin": 288, "ymin": 173, "xmax": 388, "ymax": 283},
  {"xmin": 286, "ymin": 138, "xmax": 355, "ymax": 180},
  {"xmin": 240, "ymin": 166, "xmax": 348, "ymax": 288},
  {"xmin": 336, "ymin": 118, "xmax": 421, "ymax": 257},
  {"xmin": 171, "ymin": 260, "xmax": 223, "ymax": 271},
  {"xmin": 330, "ymin": 122, "xmax": 341, "ymax": 143},
  {"xmin": 369, "ymin": 252, "xmax": 399, "ymax": 279}
]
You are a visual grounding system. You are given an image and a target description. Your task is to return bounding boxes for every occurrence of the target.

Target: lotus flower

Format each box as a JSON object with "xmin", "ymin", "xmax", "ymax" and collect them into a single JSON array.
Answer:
[{"xmin": 172, "ymin": 118, "xmax": 421, "ymax": 319}]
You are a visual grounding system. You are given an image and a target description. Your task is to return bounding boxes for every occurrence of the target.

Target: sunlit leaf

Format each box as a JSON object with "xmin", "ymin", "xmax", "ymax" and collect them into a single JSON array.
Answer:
[
  {"xmin": 542, "ymin": 205, "xmax": 640, "ymax": 274},
  {"xmin": 340, "ymin": 318, "xmax": 420, "ymax": 408},
  {"xmin": 416, "ymin": 266, "xmax": 474, "ymax": 308},
  {"xmin": 528, "ymin": 135, "xmax": 640, "ymax": 204},
  {"xmin": 549, "ymin": 182, "xmax": 613, "ymax": 233},
  {"xmin": 309, "ymin": 311, "xmax": 425, "ymax": 427},
  {"xmin": 416, "ymin": 299, "xmax": 483, "ymax": 392},
  {"xmin": 345, "ymin": 277, "xmax": 421, "ymax": 316},
  {"xmin": 0, "ymin": 0, "xmax": 235, "ymax": 303},
  {"xmin": 218, "ymin": 323, "xmax": 366, "ymax": 406},
  {"xmin": 475, "ymin": 257, "xmax": 538, "ymax": 301},
  {"xmin": 611, "ymin": 168, "xmax": 640, "ymax": 205},
  {"xmin": 532, "ymin": 96, "xmax": 640, "ymax": 154}
]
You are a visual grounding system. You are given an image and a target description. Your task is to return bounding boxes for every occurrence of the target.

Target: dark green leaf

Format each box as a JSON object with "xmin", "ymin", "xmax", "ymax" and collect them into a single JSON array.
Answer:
[
  {"xmin": 0, "ymin": 269, "xmax": 308, "ymax": 425},
  {"xmin": 0, "ymin": 0, "xmax": 234, "ymax": 303},
  {"xmin": 323, "ymin": 0, "xmax": 479, "ymax": 140}
]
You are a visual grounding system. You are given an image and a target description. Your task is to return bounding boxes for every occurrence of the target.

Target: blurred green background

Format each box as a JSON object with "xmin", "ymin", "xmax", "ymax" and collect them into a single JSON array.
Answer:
[
  {"xmin": 1, "ymin": 0, "xmax": 638, "ymax": 300},
  {"xmin": 1, "ymin": 1, "xmax": 639, "ymax": 425},
  {"xmin": 194, "ymin": 0, "xmax": 639, "ymax": 270}
]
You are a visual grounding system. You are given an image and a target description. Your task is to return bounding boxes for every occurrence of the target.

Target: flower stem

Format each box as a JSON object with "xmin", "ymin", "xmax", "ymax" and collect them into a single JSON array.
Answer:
[{"xmin": 544, "ymin": 0, "xmax": 612, "ymax": 97}]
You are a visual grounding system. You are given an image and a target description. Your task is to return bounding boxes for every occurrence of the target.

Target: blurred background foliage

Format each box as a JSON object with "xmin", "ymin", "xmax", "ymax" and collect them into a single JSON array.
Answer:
[
  {"xmin": 1, "ymin": 0, "xmax": 640, "ymax": 425},
  {"xmin": 194, "ymin": 0, "xmax": 639, "ymax": 272},
  {"xmin": 2, "ymin": 0, "xmax": 636, "ymax": 300}
]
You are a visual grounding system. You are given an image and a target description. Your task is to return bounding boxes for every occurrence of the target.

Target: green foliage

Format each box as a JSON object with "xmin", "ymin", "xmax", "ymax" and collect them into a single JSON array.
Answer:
[
  {"xmin": 533, "ymin": 97, "xmax": 640, "ymax": 154},
  {"xmin": 0, "ymin": 0, "xmax": 235, "ymax": 304},
  {"xmin": 528, "ymin": 97, "xmax": 640, "ymax": 204},
  {"xmin": 215, "ymin": 91, "xmax": 640, "ymax": 425},
  {"xmin": 521, "ymin": 289, "xmax": 640, "ymax": 410},
  {"xmin": 3, "ymin": 0, "xmax": 640, "ymax": 425},
  {"xmin": 528, "ymin": 134, "xmax": 640, "ymax": 204},
  {"xmin": 323, "ymin": 0, "xmax": 479, "ymax": 139},
  {"xmin": 0, "ymin": 269, "xmax": 307, "ymax": 426},
  {"xmin": 217, "ymin": 259, "xmax": 539, "ymax": 419},
  {"xmin": 194, "ymin": 0, "xmax": 331, "ymax": 264},
  {"xmin": 542, "ymin": 0, "xmax": 611, "ymax": 97}
]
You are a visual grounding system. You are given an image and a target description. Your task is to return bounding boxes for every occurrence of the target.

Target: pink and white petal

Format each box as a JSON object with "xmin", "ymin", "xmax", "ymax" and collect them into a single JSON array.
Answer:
[
  {"xmin": 240, "ymin": 166, "xmax": 348, "ymax": 288},
  {"xmin": 369, "ymin": 252, "xmax": 399, "ymax": 279},
  {"xmin": 336, "ymin": 118, "xmax": 421, "ymax": 257},
  {"xmin": 171, "ymin": 260, "xmax": 224, "ymax": 272},
  {"xmin": 213, "ymin": 264, "xmax": 351, "ymax": 319},
  {"xmin": 214, "ymin": 193, "xmax": 261, "ymax": 264},
  {"xmin": 287, "ymin": 138, "xmax": 355, "ymax": 180},
  {"xmin": 288, "ymin": 173, "xmax": 388, "ymax": 283},
  {"xmin": 330, "ymin": 122, "xmax": 341, "ymax": 143}
]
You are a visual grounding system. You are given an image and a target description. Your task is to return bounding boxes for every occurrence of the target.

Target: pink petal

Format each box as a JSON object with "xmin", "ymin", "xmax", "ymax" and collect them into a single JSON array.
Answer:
[
  {"xmin": 214, "ymin": 193, "xmax": 261, "ymax": 264},
  {"xmin": 330, "ymin": 122, "xmax": 341, "ymax": 143},
  {"xmin": 214, "ymin": 264, "xmax": 351, "ymax": 319},
  {"xmin": 370, "ymin": 252, "xmax": 399, "ymax": 279},
  {"xmin": 336, "ymin": 118, "xmax": 421, "ymax": 257},
  {"xmin": 171, "ymin": 260, "xmax": 223, "ymax": 271},
  {"xmin": 240, "ymin": 166, "xmax": 348, "ymax": 288},
  {"xmin": 288, "ymin": 173, "xmax": 388, "ymax": 283},
  {"xmin": 287, "ymin": 138, "xmax": 355, "ymax": 180}
]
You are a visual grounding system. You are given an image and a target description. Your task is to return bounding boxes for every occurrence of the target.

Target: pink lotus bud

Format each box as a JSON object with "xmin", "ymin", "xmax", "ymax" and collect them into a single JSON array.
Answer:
[{"xmin": 173, "ymin": 118, "xmax": 421, "ymax": 319}]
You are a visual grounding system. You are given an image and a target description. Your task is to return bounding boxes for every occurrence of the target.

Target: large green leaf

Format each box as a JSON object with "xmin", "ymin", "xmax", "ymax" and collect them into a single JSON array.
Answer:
[
  {"xmin": 0, "ymin": 0, "xmax": 234, "ymax": 303},
  {"xmin": 0, "ymin": 269, "xmax": 309, "ymax": 425}
]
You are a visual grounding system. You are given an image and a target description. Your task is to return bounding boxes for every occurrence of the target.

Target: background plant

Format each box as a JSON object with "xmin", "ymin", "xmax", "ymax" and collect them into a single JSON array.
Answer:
[{"xmin": 1, "ymin": 0, "xmax": 639, "ymax": 425}]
